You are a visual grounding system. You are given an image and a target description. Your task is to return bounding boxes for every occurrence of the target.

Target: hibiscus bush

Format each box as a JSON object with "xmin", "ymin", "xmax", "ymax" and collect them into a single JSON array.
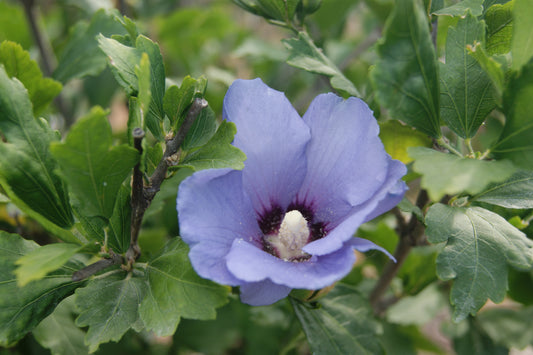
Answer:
[{"xmin": 1, "ymin": 0, "xmax": 532, "ymax": 354}]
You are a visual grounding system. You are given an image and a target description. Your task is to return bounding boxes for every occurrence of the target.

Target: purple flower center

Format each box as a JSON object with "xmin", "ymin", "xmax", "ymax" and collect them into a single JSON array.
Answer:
[{"xmin": 258, "ymin": 204, "xmax": 327, "ymax": 262}]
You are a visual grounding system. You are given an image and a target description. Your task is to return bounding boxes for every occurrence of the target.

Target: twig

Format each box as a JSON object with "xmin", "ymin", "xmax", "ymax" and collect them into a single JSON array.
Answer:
[
  {"xmin": 147, "ymin": 98, "xmax": 208, "ymax": 196},
  {"xmin": 125, "ymin": 98, "xmax": 208, "ymax": 265},
  {"xmin": 125, "ymin": 128, "xmax": 146, "ymax": 264},
  {"xmin": 72, "ymin": 251, "xmax": 123, "ymax": 281},
  {"xmin": 370, "ymin": 190, "xmax": 428, "ymax": 314},
  {"xmin": 20, "ymin": 0, "xmax": 73, "ymax": 127}
]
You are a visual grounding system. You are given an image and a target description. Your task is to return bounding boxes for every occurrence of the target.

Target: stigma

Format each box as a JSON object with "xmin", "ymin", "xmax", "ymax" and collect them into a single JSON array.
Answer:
[{"xmin": 265, "ymin": 210, "xmax": 310, "ymax": 262}]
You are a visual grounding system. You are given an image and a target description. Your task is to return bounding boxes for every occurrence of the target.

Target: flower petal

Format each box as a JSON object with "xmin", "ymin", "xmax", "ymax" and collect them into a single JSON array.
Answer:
[
  {"xmin": 297, "ymin": 94, "xmax": 390, "ymax": 224},
  {"xmin": 177, "ymin": 168, "xmax": 260, "ymax": 286},
  {"xmin": 303, "ymin": 158, "xmax": 407, "ymax": 256},
  {"xmin": 239, "ymin": 280, "xmax": 291, "ymax": 306},
  {"xmin": 349, "ymin": 237, "xmax": 395, "ymax": 261},
  {"xmin": 226, "ymin": 238, "xmax": 356, "ymax": 290},
  {"xmin": 223, "ymin": 78, "xmax": 311, "ymax": 214}
]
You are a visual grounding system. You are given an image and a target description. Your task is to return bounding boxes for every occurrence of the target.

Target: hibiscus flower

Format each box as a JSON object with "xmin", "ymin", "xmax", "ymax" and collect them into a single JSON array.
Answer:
[{"xmin": 177, "ymin": 78, "xmax": 407, "ymax": 306}]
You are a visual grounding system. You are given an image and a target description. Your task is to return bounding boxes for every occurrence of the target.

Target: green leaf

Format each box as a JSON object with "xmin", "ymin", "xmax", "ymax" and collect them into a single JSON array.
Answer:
[
  {"xmin": 74, "ymin": 184, "xmax": 131, "ymax": 253},
  {"xmin": 478, "ymin": 307, "xmax": 533, "ymax": 349},
  {"xmin": 485, "ymin": 1, "xmax": 513, "ymax": 56},
  {"xmin": 14, "ymin": 243, "xmax": 81, "ymax": 287},
  {"xmin": 467, "ymin": 42, "xmax": 505, "ymax": 96},
  {"xmin": 432, "ymin": 0, "xmax": 483, "ymax": 16},
  {"xmin": 134, "ymin": 52, "xmax": 151, "ymax": 125},
  {"xmin": 511, "ymin": 0, "xmax": 533, "ymax": 70},
  {"xmin": 425, "ymin": 204, "xmax": 533, "ymax": 321},
  {"xmin": 182, "ymin": 105, "xmax": 217, "ymax": 150},
  {"xmin": 107, "ymin": 185, "xmax": 132, "ymax": 253},
  {"xmin": 440, "ymin": 13, "xmax": 497, "ymax": 138},
  {"xmin": 379, "ymin": 120, "xmax": 432, "ymax": 164},
  {"xmin": 53, "ymin": 9, "xmax": 127, "ymax": 83},
  {"xmin": 50, "ymin": 107, "xmax": 139, "ymax": 219},
  {"xmin": 291, "ymin": 284, "xmax": 384, "ymax": 354},
  {"xmin": 0, "ymin": 41, "xmax": 62, "ymax": 115},
  {"xmin": 408, "ymin": 147, "xmax": 516, "ymax": 201},
  {"xmin": 472, "ymin": 169, "xmax": 533, "ymax": 208},
  {"xmin": 0, "ymin": 65, "xmax": 75, "ymax": 232},
  {"xmin": 492, "ymin": 60, "xmax": 533, "ymax": 170},
  {"xmin": 179, "ymin": 121, "xmax": 246, "ymax": 171},
  {"xmin": 97, "ymin": 34, "xmax": 139, "ymax": 95},
  {"xmin": 75, "ymin": 273, "xmax": 146, "ymax": 352},
  {"xmin": 163, "ymin": 76, "xmax": 207, "ymax": 129},
  {"xmin": 98, "ymin": 34, "xmax": 165, "ymax": 139},
  {"xmin": 282, "ymin": 31, "xmax": 360, "ymax": 97},
  {"xmin": 139, "ymin": 238, "xmax": 229, "ymax": 336},
  {"xmin": 371, "ymin": 0, "xmax": 441, "ymax": 138},
  {"xmin": 32, "ymin": 296, "xmax": 89, "ymax": 355},
  {"xmin": 0, "ymin": 232, "xmax": 84, "ymax": 346},
  {"xmin": 135, "ymin": 36, "xmax": 165, "ymax": 139}
]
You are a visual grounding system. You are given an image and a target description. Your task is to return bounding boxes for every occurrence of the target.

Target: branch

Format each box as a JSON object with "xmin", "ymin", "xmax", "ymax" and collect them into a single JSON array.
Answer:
[
  {"xmin": 369, "ymin": 190, "xmax": 428, "ymax": 314},
  {"xmin": 125, "ymin": 98, "xmax": 208, "ymax": 265},
  {"xmin": 20, "ymin": 0, "xmax": 73, "ymax": 127},
  {"xmin": 72, "ymin": 251, "xmax": 123, "ymax": 281},
  {"xmin": 148, "ymin": 98, "xmax": 208, "ymax": 196},
  {"xmin": 125, "ymin": 128, "xmax": 146, "ymax": 264}
]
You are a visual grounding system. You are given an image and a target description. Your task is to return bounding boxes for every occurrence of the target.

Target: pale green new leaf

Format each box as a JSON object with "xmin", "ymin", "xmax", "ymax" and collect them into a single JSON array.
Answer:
[
  {"xmin": 50, "ymin": 107, "xmax": 139, "ymax": 219},
  {"xmin": 134, "ymin": 52, "xmax": 151, "ymax": 125},
  {"xmin": 291, "ymin": 284, "xmax": 384, "ymax": 354},
  {"xmin": 179, "ymin": 121, "xmax": 246, "ymax": 171},
  {"xmin": 53, "ymin": 9, "xmax": 127, "ymax": 83},
  {"xmin": 409, "ymin": 147, "xmax": 516, "ymax": 200},
  {"xmin": 33, "ymin": 296, "xmax": 89, "ymax": 355},
  {"xmin": 511, "ymin": 0, "xmax": 533, "ymax": 70},
  {"xmin": 472, "ymin": 170, "xmax": 533, "ymax": 208},
  {"xmin": 492, "ymin": 61, "xmax": 533, "ymax": 170},
  {"xmin": 98, "ymin": 34, "xmax": 165, "ymax": 139},
  {"xmin": 139, "ymin": 239, "xmax": 229, "ymax": 336},
  {"xmin": 97, "ymin": 34, "xmax": 139, "ymax": 95},
  {"xmin": 432, "ymin": 0, "xmax": 483, "ymax": 16},
  {"xmin": 426, "ymin": 204, "xmax": 533, "ymax": 321},
  {"xmin": 0, "ymin": 65, "xmax": 75, "ymax": 233},
  {"xmin": 0, "ymin": 41, "xmax": 62, "ymax": 115},
  {"xmin": 440, "ymin": 13, "xmax": 497, "ymax": 138},
  {"xmin": 283, "ymin": 32, "xmax": 360, "ymax": 97},
  {"xmin": 485, "ymin": 1, "xmax": 513, "ymax": 56},
  {"xmin": 15, "ymin": 243, "xmax": 81, "ymax": 287},
  {"xmin": 371, "ymin": 0, "xmax": 441, "ymax": 138},
  {"xmin": 75, "ymin": 273, "xmax": 147, "ymax": 353},
  {"xmin": 0, "ymin": 232, "xmax": 84, "ymax": 346}
]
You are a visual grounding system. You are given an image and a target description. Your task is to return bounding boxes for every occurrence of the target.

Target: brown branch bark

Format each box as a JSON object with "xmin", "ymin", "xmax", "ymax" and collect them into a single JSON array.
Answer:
[{"xmin": 370, "ymin": 190, "xmax": 429, "ymax": 314}]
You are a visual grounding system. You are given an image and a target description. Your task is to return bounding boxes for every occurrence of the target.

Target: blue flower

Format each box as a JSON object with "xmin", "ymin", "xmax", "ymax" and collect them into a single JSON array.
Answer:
[{"xmin": 177, "ymin": 79, "xmax": 407, "ymax": 306}]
